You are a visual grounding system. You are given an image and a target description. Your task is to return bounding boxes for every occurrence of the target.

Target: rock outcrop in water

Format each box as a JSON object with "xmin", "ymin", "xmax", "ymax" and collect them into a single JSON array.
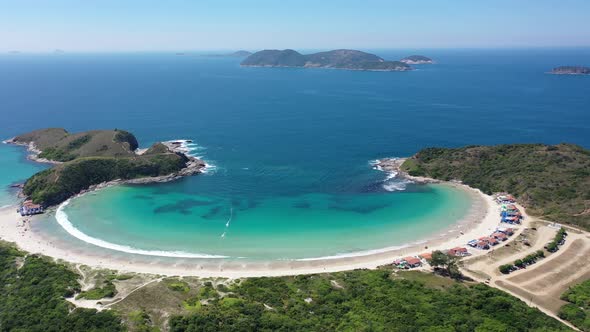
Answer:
[
  {"xmin": 400, "ymin": 55, "xmax": 434, "ymax": 64},
  {"xmin": 550, "ymin": 66, "xmax": 590, "ymax": 75},
  {"xmin": 241, "ymin": 49, "xmax": 412, "ymax": 71}
]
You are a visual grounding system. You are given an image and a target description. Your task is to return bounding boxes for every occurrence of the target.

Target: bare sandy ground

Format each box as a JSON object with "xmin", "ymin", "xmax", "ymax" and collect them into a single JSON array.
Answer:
[
  {"xmin": 461, "ymin": 215, "xmax": 590, "ymax": 330},
  {"xmin": 0, "ymin": 182, "xmax": 504, "ymax": 278}
]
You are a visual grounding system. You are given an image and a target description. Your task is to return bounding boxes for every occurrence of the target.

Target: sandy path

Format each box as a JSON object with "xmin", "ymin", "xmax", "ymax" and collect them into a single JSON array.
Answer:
[{"xmin": 461, "ymin": 219, "xmax": 590, "ymax": 331}]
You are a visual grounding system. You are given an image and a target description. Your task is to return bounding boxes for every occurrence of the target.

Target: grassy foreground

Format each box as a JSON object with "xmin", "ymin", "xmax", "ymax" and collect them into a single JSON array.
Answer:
[
  {"xmin": 560, "ymin": 279, "xmax": 590, "ymax": 331},
  {"xmin": 401, "ymin": 143, "xmax": 590, "ymax": 230},
  {"xmin": 0, "ymin": 240, "xmax": 572, "ymax": 331},
  {"xmin": 0, "ymin": 242, "xmax": 123, "ymax": 331}
]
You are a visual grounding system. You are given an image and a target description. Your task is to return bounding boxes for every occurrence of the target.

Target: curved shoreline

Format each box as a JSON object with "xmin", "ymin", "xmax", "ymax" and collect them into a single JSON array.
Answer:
[{"xmin": 0, "ymin": 179, "xmax": 502, "ymax": 278}]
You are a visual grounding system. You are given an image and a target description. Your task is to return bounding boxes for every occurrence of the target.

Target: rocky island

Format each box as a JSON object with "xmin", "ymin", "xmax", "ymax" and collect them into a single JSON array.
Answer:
[
  {"xmin": 5, "ymin": 128, "xmax": 205, "ymax": 207},
  {"xmin": 400, "ymin": 55, "xmax": 434, "ymax": 64},
  {"xmin": 550, "ymin": 66, "xmax": 590, "ymax": 75},
  {"xmin": 241, "ymin": 49, "xmax": 412, "ymax": 71}
]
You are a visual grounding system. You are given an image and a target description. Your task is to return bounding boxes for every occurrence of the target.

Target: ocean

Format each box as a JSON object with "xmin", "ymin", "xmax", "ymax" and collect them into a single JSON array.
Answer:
[{"xmin": 1, "ymin": 48, "xmax": 589, "ymax": 259}]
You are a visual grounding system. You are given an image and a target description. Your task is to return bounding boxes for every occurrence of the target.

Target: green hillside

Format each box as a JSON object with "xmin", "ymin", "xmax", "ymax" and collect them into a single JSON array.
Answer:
[
  {"xmin": 13, "ymin": 128, "xmax": 139, "ymax": 162},
  {"xmin": 0, "ymin": 242, "xmax": 123, "ymax": 331},
  {"xmin": 241, "ymin": 49, "xmax": 412, "ymax": 71},
  {"xmin": 400, "ymin": 143, "xmax": 590, "ymax": 229},
  {"xmin": 14, "ymin": 128, "xmax": 199, "ymax": 206},
  {"xmin": 167, "ymin": 270, "xmax": 570, "ymax": 331}
]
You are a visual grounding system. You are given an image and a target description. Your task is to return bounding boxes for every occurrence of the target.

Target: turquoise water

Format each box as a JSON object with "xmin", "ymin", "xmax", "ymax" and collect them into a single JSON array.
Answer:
[
  {"xmin": 58, "ymin": 183, "xmax": 471, "ymax": 259},
  {"xmin": 1, "ymin": 49, "xmax": 589, "ymax": 260},
  {"xmin": 0, "ymin": 144, "xmax": 46, "ymax": 207}
]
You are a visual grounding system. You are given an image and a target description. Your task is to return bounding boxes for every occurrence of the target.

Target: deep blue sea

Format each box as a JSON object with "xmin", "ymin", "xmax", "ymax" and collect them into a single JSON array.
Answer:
[{"xmin": 1, "ymin": 48, "xmax": 589, "ymax": 259}]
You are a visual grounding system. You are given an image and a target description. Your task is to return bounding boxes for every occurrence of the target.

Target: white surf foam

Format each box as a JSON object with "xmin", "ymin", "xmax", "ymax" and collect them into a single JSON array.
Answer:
[
  {"xmin": 56, "ymin": 200, "xmax": 228, "ymax": 259},
  {"xmin": 296, "ymin": 244, "xmax": 411, "ymax": 261},
  {"xmin": 166, "ymin": 139, "xmax": 217, "ymax": 174},
  {"xmin": 370, "ymin": 159, "xmax": 413, "ymax": 192}
]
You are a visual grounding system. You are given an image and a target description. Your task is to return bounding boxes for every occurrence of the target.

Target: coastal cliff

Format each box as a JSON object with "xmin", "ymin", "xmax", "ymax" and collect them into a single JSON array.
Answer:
[
  {"xmin": 550, "ymin": 66, "xmax": 590, "ymax": 75},
  {"xmin": 6, "ymin": 129, "xmax": 205, "ymax": 206},
  {"xmin": 241, "ymin": 49, "xmax": 412, "ymax": 71}
]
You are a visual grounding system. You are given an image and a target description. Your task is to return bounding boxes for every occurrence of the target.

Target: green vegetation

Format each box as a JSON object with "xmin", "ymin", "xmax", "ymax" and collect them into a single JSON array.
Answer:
[
  {"xmin": 0, "ymin": 241, "xmax": 123, "ymax": 331},
  {"xmin": 107, "ymin": 273, "xmax": 134, "ymax": 281},
  {"xmin": 77, "ymin": 280, "xmax": 117, "ymax": 300},
  {"xmin": 167, "ymin": 280, "xmax": 190, "ymax": 293},
  {"xmin": 499, "ymin": 250, "xmax": 546, "ymax": 274},
  {"xmin": 401, "ymin": 55, "xmax": 433, "ymax": 63},
  {"xmin": 114, "ymin": 129, "xmax": 139, "ymax": 151},
  {"xmin": 129, "ymin": 309, "xmax": 161, "ymax": 332},
  {"xmin": 14, "ymin": 128, "xmax": 198, "ymax": 206},
  {"xmin": 14, "ymin": 128, "xmax": 139, "ymax": 160},
  {"xmin": 23, "ymin": 153, "xmax": 189, "ymax": 206},
  {"xmin": 400, "ymin": 144, "xmax": 590, "ymax": 230},
  {"xmin": 38, "ymin": 146, "xmax": 77, "ymax": 162},
  {"xmin": 559, "ymin": 279, "xmax": 590, "ymax": 331},
  {"xmin": 241, "ymin": 49, "xmax": 412, "ymax": 71},
  {"xmin": 168, "ymin": 269, "xmax": 570, "ymax": 331},
  {"xmin": 547, "ymin": 228, "xmax": 568, "ymax": 252},
  {"xmin": 429, "ymin": 250, "xmax": 462, "ymax": 279}
]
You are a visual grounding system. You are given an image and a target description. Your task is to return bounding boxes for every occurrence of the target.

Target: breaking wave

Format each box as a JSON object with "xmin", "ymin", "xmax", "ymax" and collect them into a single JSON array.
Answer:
[
  {"xmin": 167, "ymin": 139, "xmax": 217, "ymax": 173},
  {"xmin": 55, "ymin": 199, "xmax": 228, "ymax": 259},
  {"xmin": 296, "ymin": 242, "xmax": 426, "ymax": 261},
  {"xmin": 370, "ymin": 159, "xmax": 413, "ymax": 192}
]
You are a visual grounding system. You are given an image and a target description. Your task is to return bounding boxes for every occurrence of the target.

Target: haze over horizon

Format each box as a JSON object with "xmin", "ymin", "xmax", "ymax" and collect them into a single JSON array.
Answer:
[{"xmin": 2, "ymin": 0, "xmax": 590, "ymax": 52}]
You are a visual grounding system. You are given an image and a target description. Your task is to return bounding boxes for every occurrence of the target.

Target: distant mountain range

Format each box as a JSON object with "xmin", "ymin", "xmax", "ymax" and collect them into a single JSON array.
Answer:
[{"xmin": 241, "ymin": 49, "xmax": 432, "ymax": 71}]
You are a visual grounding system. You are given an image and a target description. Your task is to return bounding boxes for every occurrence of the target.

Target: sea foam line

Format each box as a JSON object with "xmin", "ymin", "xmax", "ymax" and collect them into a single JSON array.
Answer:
[
  {"xmin": 56, "ymin": 199, "xmax": 228, "ymax": 259},
  {"xmin": 167, "ymin": 139, "xmax": 217, "ymax": 173},
  {"xmin": 296, "ymin": 244, "xmax": 412, "ymax": 261},
  {"xmin": 370, "ymin": 159, "xmax": 412, "ymax": 192}
]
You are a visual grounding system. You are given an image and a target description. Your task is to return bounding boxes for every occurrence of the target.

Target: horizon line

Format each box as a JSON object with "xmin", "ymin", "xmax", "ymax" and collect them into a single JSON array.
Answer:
[{"xmin": 3, "ymin": 45, "xmax": 590, "ymax": 54}]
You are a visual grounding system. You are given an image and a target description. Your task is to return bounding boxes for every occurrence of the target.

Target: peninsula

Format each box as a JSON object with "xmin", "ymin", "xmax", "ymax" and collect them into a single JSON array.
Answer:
[
  {"xmin": 550, "ymin": 66, "xmax": 590, "ymax": 75},
  {"xmin": 241, "ymin": 49, "xmax": 413, "ymax": 71},
  {"xmin": 400, "ymin": 55, "xmax": 434, "ymax": 64},
  {"xmin": 391, "ymin": 143, "xmax": 590, "ymax": 231},
  {"xmin": 5, "ymin": 128, "xmax": 205, "ymax": 207}
]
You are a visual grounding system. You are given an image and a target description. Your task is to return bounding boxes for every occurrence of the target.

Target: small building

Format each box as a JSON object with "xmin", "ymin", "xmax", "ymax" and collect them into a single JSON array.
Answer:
[
  {"xmin": 419, "ymin": 253, "xmax": 432, "ymax": 261},
  {"xmin": 479, "ymin": 236, "xmax": 499, "ymax": 246},
  {"xmin": 19, "ymin": 200, "xmax": 44, "ymax": 216},
  {"xmin": 448, "ymin": 247, "xmax": 469, "ymax": 257},
  {"xmin": 476, "ymin": 241, "xmax": 490, "ymax": 250},
  {"xmin": 496, "ymin": 194, "xmax": 516, "ymax": 204},
  {"xmin": 497, "ymin": 227, "xmax": 514, "ymax": 236},
  {"xmin": 492, "ymin": 232, "xmax": 508, "ymax": 241},
  {"xmin": 403, "ymin": 257, "xmax": 422, "ymax": 268}
]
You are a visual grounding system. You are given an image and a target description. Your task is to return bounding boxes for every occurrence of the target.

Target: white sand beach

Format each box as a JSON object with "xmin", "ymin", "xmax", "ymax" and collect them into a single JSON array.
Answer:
[{"xmin": 0, "ymin": 182, "xmax": 515, "ymax": 278}]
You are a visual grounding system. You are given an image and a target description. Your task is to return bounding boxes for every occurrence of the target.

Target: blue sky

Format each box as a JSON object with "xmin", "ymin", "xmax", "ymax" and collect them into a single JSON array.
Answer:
[{"xmin": 2, "ymin": 0, "xmax": 589, "ymax": 52}]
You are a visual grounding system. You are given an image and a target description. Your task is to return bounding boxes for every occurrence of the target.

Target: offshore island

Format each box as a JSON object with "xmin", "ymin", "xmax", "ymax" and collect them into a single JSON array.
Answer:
[
  {"xmin": 241, "ymin": 49, "xmax": 432, "ymax": 71},
  {"xmin": 550, "ymin": 66, "xmax": 590, "ymax": 75}
]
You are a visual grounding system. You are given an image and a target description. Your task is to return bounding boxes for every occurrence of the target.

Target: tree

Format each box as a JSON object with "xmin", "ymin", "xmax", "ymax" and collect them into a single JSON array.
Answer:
[{"xmin": 430, "ymin": 250, "xmax": 462, "ymax": 279}]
